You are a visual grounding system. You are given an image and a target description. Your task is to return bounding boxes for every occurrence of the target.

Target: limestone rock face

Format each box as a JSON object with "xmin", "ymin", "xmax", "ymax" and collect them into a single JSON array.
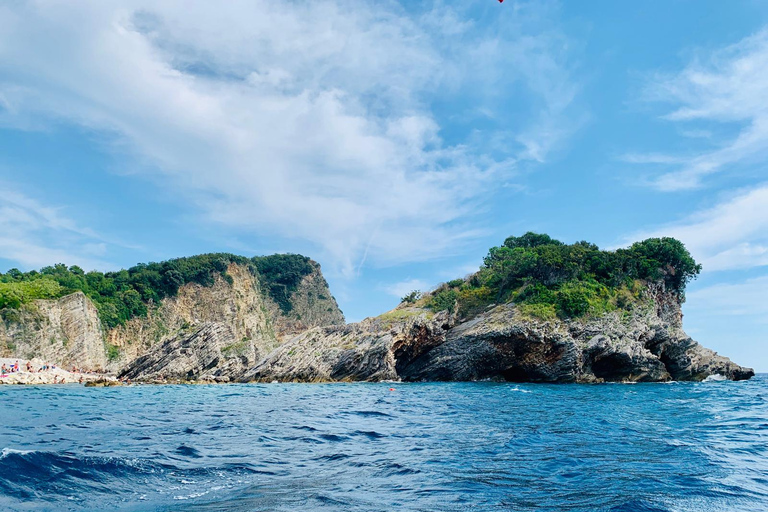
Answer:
[
  {"xmin": 113, "ymin": 263, "xmax": 344, "ymax": 379},
  {"xmin": 244, "ymin": 285, "xmax": 754, "ymax": 383},
  {"xmin": 270, "ymin": 271, "xmax": 345, "ymax": 336},
  {"xmin": 118, "ymin": 323, "xmax": 246, "ymax": 382},
  {"xmin": 0, "ymin": 292, "xmax": 106, "ymax": 371},
  {"xmin": 106, "ymin": 264, "xmax": 278, "ymax": 371},
  {"xmin": 0, "ymin": 261, "xmax": 344, "ymax": 379}
]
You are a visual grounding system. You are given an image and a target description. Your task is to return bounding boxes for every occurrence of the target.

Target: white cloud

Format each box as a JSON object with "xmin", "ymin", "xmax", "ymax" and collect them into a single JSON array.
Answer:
[
  {"xmin": 687, "ymin": 276, "xmax": 768, "ymax": 320},
  {"xmin": 623, "ymin": 184, "xmax": 768, "ymax": 272},
  {"xmin": 0, "ymin": 183, "xmax": 111, "ymax": 270},
  {"xmin": 0, "ymin": 0, "xmax": 580, "ymax": 276},
  {"xmin": 632, "ymin": 28, "xmax": 768, "ymax": 190},
  {"xmin": 383, "ymin": 278, "xmax": 432, "ymax": 300}
]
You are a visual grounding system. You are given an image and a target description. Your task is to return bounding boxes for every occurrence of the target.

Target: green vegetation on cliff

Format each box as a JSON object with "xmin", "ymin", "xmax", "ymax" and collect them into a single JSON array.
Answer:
[
  {"xmin": 0, "ymin": 253, "xmax": 318, "ymax": 328},
  {"xmin": 253, "ymin": 254, "xmax": 316, "ymax": 314},
  {"xmin": 423, "ymin": 233, "xmax": 701, "ymax": 319}
]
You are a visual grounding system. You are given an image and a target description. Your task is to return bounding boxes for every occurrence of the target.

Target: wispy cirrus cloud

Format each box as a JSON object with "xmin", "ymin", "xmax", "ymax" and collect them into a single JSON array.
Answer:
[
  {"xmin": 687, "ymin": 276, "xmax": 768, "ymax": 320},
  {"xmin": 0, "ymin": 0, "xmax": 582, "ymax": 276},
  {"xmin": 628, "ymin": 28, "xmax": 768, "ymax": 191},
  {"xmin": 0, "ymin": 183, "xmax": 112, "ymax": 270},
  {"xmin": 623, "ymin": 184, "xmax": 768, "ymax": 272},
  {"xmin": 383, "ymin": 278, "xmax": 432, "ymax": 300}
]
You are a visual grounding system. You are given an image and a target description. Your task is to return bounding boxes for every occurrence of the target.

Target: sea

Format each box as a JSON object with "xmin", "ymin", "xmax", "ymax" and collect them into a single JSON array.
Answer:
[{"xmin": 0, "ymin": 376, "xmax": 766, "ymax": 512}]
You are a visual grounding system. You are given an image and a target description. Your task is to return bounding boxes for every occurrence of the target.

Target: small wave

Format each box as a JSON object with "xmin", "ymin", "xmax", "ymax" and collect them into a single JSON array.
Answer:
[
  {"xmin": 351, "ymin": 410, "xmax": 392, "ymax": 418},
  {"xmin": 175, "ymin": 445, "xmax": 203, "ymax": 458},
  {"xmin": 609, "ymin": 500, "xmax": 671, "ymax": 512},
  {"xmin": 0, "ymin": 447, "xmax": 34, "ymax": 459},
  {"xmin": 0, "ymin": 448, "xmax": 260, "ymax": 503},
  {"xmin": 0, "ymin": 449, "xmax": 170, "ymax": 500},
  {"xmin": 318, "ymin": 433, "xmax": 348, "ymax": 442},
  {"xmin": 377, "ymin": 462, "xmax": 420, "ymax": 476},
  {"xmin": 354, "ymin": 430, "xmax": 386, "ymax": 440},
  {"xmin": 313, "ymin": 453, "xmax": 351, "ymax": 462},
  {"xmin": 173, "ymin": 491, "xmax": 210, "ymax": 500}
]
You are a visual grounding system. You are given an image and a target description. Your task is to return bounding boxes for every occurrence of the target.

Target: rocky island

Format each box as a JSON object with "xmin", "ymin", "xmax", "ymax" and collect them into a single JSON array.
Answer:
[{"xmin": 0, "ymin": 235, "xmax": 754, "ymax": 384}]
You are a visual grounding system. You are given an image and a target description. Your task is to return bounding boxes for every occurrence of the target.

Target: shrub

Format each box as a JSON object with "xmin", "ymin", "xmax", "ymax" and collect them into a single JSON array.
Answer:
[
  {"xmin": 105, "ymin": 343, "xmax": 120, "ymax": 361},
  {"xmin": 0, "ymin": 278, "xmax": 62, "ymax": 310},
  {"xmin": 556, "ymin": 286, "xmax": 590, "ymax": 317},
  {"xmin": 457, "ymin": 286, "xmax": 495, "ymax": 317},
  {"xmin": 400, "ymin": 290, "xmax": 422, "ymax": 304},
  {"xmin": 427, "ymin": 232, "xmax": 700, "ymax": 319},
  {"xmin": 429, "ymin": 288, "xmax": 458, "ymax": 313},
  {"xmin": 253, "ymin": 254, "xmax": 315, "ymax": 313}
]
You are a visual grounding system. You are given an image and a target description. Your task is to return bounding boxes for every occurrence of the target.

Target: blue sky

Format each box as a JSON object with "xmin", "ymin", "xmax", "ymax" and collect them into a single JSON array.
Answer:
[{"xmin": 0, "ymin": 0, "xmax": 767, "ymax": 370}]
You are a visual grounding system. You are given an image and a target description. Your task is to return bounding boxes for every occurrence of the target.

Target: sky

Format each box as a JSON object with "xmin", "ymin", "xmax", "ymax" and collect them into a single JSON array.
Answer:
[{"xmin": 0, "ymin": 0, "xmax": 766, "ymax": 370}]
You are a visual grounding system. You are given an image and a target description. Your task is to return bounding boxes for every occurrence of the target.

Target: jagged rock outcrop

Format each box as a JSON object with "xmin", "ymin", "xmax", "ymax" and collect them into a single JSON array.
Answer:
[
  {"xmin": 272, "ymin": 271, "xmax": 345, "ymax": 336},
  {"xmin": 244, "ymin": 284, "xmax": 754, "ymax": 383},
  {"xmin": 118, "ymin": 323, "xmax": 247, "ymax": 382}
]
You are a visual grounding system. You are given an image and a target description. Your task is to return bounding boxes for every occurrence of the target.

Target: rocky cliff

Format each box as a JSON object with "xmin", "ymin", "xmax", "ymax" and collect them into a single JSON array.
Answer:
[
  {"xmin": 0, "ymin": 260, "xmax": 343, "ymax": 375},
  {"xmin": 0, "ymin": 250, "xmax": 753, "ymax": 384},
  {"xmin": 0, "ymin": 292, "xmax": 106, "ymax": 370},
  {"xmin": 242, "ymin": 281, "xmax": 753, "ymax": 383}
]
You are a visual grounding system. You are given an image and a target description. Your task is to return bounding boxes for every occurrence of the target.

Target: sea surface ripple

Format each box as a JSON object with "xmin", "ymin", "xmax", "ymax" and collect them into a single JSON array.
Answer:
[{"xmin": 1, "ymin": 376, "xmax": 767, "ymax": 511}]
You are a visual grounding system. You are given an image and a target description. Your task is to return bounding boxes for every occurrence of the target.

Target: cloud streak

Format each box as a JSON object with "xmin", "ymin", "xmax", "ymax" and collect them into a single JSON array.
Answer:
[
  {"xmin": 0, "ymin": 183, "xmax": 112, "ymax": 270},
  {"xmin": 687, "ymin": 276, "xmax": 768, "ymax": 320},
  {"xmin": 0, "ymin": 0, "xmax": 580, "ymax": 275},
  {"xmin": 624, "ymin": 184, "xmax": 768, "ymax": 272},
  {"xmin": 631, "ymin": 29, "xmax": 768, "ymax": 190}
]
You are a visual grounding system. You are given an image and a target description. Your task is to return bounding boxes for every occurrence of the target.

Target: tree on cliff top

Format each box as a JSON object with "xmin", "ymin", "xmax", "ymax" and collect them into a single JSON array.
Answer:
[
  {"xmin": 0, "ymin": 253, "xmax": 318, "ymax": 328},
  {"xmin": 428, "ymin": 233, "xmax": 700, "ymax": 319}
]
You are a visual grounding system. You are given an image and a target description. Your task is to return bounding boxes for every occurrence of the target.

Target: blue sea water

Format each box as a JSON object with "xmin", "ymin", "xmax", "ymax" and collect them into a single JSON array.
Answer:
[{"xmin": 0, "ymin": 377, "xmax": 767, "ymax": 512}]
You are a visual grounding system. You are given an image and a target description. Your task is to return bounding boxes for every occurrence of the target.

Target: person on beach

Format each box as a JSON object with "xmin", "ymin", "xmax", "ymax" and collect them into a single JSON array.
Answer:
[
  {"xmin": 1, "ymin": 364, "xmax": 7, "ymax": 376},
  {"xmin": 26, "ymin": 361, "xmax": 32, "ymax": 372}
]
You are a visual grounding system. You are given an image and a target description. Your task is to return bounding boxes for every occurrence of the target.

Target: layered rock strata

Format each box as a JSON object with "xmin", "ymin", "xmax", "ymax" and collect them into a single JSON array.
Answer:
[
  {"xmin": 0, "ymin": 262, "xmax": 344, "ymax": 377},
  {"xmin": 241, "ymin": 284, "xmax": 753, "ymax": 383}
]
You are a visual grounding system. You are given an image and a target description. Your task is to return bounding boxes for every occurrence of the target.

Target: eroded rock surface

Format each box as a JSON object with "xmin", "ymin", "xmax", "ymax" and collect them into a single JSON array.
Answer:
[
  {"xmin": 0, "ymin": 260, "xmax": 753, "ymax": 384},
  {"xmin": 244, "ymin": 284, "xmax": 754, "ymax": 383},
  {"xmin": 0, "ymin": 292, "xmax": 106, "ymax": 371},
  {"xmin": 1, "ymin": 261, "xmax": 344, "ymax": 381},
  {"xmin": 118, "ymin": 323, "xmax": 249, "ymax": 382}
]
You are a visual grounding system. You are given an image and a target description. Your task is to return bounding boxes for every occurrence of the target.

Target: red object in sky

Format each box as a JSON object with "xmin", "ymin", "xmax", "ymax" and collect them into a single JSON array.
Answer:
[{"xmin": 499, "ymin": 0, "xmax": 504, "ymax": 3}]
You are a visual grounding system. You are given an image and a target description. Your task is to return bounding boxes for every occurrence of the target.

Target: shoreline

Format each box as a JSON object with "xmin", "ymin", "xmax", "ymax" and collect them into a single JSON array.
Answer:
[
  {"xmin": 0, "ymin": 358, "xmax": 112, "ymax": 385},
  {"xmin": 1, "ymin": 356, "xmax": 760, "ymax": 386}
]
